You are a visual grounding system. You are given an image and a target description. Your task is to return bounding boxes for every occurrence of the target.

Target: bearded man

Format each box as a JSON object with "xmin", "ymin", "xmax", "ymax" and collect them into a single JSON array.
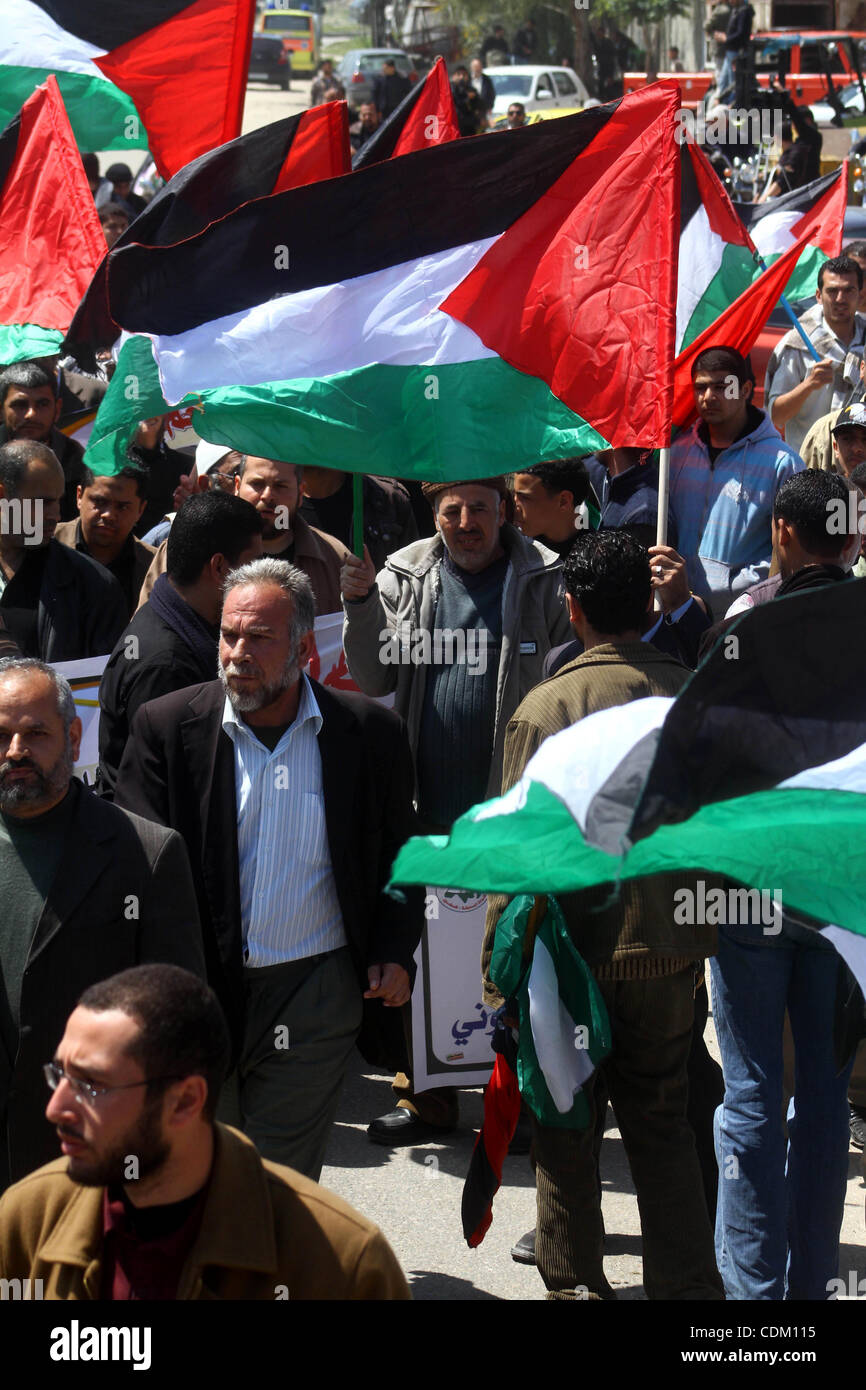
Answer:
[{"xmin": 113, "ymin": 558, "xmax": 422, "ymax": 1180}]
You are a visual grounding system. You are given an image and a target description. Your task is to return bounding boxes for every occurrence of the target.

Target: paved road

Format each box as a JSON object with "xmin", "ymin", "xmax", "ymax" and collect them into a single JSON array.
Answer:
[{"xmin": 318, "ymin": 1007, "xmax": 866, "ymax": 1301}]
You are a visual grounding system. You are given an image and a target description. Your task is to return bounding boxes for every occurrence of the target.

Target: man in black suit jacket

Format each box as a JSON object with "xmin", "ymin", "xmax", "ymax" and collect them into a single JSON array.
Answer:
[
  {"xmin": 0, "ymin": 658, "xmax": 205, "ymax": 1189},
  {"xmin": 114, "ymin": 557, "xmax": 422, "ymax": 1180}
]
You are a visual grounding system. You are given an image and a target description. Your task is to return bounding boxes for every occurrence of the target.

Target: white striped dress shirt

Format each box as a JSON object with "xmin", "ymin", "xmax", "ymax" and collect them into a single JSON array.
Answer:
[{"xmin": 221, "ymin": 675, "xmax": 347, "ymax": 967}]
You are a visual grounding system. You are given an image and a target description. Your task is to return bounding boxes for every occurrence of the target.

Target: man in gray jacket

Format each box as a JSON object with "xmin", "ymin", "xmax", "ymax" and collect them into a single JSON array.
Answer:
[{"xmin": 341, "ymin": 476, "xmax": 571, "ymax": 1143}]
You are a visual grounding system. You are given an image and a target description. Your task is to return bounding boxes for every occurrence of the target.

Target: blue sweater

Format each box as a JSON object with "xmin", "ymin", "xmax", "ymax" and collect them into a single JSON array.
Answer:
[{"xmin": 669, "ymin": 408, "xmax": 802, "ymax": 619}]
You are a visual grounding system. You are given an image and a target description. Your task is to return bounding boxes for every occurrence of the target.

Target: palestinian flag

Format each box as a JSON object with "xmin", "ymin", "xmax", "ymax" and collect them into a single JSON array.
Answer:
[
  {"xmin": 735, "ymin": 166, "xmax": 847, "ymax": 306},
  {"xmin": 672, "ymin": 221, "xmax": 816, "ymax": 427},
  {"xmin": 0, "ymin": 77, "xmax": 105, "ymax": 365},
  {"xmin": 390, "ymin": 583, "xmax": 866, "ymax": 996},
  {"xmin": 0, "ymin": 0, "xmax": 256, "ymax": 179},
  {"xmin": 676, "ymin": 141, "xmax": 757, "ymax": 355},
  {"xmin": 83, "ymin": 85, "xmax": 682, "ymax": 481},
  {"xmin": 352, "ymin": 57, "xmax": 459, "ymax": 170},
  {"xmin": 67, "ymin": 104, "xmax": 351, "ymax": 363}
]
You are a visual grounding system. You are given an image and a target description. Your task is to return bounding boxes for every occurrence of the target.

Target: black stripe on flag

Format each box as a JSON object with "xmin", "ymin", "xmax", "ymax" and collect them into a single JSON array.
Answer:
[
  {"xmin": 630, "ymin": 580, "xmax": 866, "ymax": 842},
  {"xmin": 33, "ymin": 0, "xmax": 193, "ymax": 51},
  {"xmin": 351, "ymin": 75, "xmax": 430, "ymax": 170},
  {"xmin": 104, "ymin": 105, "xmax": 617, "ymax": 337},
  {"xmin": 733, "ymin": 166, "xmax": 841, "ymax": 234},
  {"xmin": 67, "ymin": 114, "xmax": 305, "ymax": 359},
  {"xmin": 679, "ymin": 144, "xmax": 702, "ymax": 233},
  {"xmin": 0, "ymin": 112, "xmax": 20, "ymax": 201}
]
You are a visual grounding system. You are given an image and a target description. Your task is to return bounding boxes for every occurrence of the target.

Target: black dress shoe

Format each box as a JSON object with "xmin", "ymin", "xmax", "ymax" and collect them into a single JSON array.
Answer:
[
  {"xmin": 850, "ymin": 1103, "xmax": 866, "ymax": 1150},
  {"xmin": 510, "ymin": 1228, "xmax": 536, "ymax": 1265},
  {"xmin": 366, "ymin": 1109, "xmax": 456, "ymax": 1146}
]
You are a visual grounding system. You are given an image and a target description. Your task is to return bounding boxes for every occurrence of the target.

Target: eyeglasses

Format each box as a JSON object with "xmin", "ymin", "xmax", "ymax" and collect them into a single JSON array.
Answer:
[{"xmin": 43, "ymin": 1061, "xmax": 184, "ymax": 1105}]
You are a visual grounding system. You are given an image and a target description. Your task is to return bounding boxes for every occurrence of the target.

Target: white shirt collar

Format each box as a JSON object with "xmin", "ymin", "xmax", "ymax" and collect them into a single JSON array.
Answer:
[{"xmin": 221, "ymin": 672, "xmax": 323, "ymax": 749}]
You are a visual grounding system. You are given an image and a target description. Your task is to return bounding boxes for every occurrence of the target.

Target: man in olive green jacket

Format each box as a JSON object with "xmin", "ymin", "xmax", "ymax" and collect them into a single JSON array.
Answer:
[
  {"xmin": 0, "ymin": 964, "xmax": 409, "ymax": 1301},
  {"xmin": 484, "ymin": 530, "xmax": 723, "ymax": 1302}
]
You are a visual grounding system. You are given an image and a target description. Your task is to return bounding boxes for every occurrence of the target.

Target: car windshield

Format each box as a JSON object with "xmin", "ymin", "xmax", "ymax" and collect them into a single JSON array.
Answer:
[
  {"xmin": 263, "ymin": 14, "xmax": 312, "ymax": 31},
  {"xmin": 489, "ymin": 74, "xmax": 532, "ymax": 96},
  {"xmin": 361, "ymin": 54, "xmax": 411, "ymax": 73}
]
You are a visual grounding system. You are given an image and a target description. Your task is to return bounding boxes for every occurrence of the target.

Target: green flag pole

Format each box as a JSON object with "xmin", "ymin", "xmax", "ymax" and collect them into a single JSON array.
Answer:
[{"xmin": 353, "ymin": 472, "xmax": 364, "ymax": 559}]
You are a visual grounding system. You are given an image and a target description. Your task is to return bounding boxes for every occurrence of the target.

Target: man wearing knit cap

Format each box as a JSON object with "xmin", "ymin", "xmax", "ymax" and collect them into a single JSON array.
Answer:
[{"xmin": 341, "ymin": 476, "xmax": 571, "ymax": 1143}]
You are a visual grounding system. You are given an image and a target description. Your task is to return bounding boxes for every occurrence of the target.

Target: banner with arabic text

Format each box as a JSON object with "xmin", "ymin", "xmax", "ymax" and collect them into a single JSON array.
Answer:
[{"xmin": 411, "ymin": 889, "xmax": 495, "ymax": 1091}]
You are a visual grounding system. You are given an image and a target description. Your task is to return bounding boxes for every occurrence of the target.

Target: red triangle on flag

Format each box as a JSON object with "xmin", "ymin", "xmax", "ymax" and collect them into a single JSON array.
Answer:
[
  {"xmin": 791, "ymin": 161, "xmax": 847, "ymax": 259},
  {"xmin": 440, "ymin": 83, "xmax": 682, "ymax": 449},
  {"xmin": 94, "ymin": 0, "xmax": 256, "ymax": 179},
  {"xmin": 672, "ymin": 223, "xmax": 818, "ymax": 428},
  {"xmin": 392, "ymin": 58, "xmax": 460, "ymax": 157},
  {"xmin": 272, "ymin": 102, "xmax": 352, "ymax": 192},
  {"xmin": 0, "ymin": 76, "xmax": 105, "ymax": 335}
]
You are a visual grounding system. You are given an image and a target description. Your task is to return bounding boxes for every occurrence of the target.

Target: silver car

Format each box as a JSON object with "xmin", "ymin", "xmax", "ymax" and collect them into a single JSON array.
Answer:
[
  {"xmin": 335, "ymin": 48, "xmax": 418, "ymax": 109},
  {"xmin": 485, "ymin": 65, "xmax": 590, "ymax": 118}
]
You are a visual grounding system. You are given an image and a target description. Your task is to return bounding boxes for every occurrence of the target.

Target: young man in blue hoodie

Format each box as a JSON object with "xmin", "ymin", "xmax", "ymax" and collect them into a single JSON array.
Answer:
[{"xmin": 670, "ymin": 347, "xmax": 803, "ymax": 619}]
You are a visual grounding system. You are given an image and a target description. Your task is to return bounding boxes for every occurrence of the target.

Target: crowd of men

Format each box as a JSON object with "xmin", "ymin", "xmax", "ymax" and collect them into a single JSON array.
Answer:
[{"xmin": 0, "ymin": 135, "xmax": 863, "ymax": 1301}]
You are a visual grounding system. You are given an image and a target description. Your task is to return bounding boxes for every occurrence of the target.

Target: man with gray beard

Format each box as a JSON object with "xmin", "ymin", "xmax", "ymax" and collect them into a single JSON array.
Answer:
[
  {"xmin": 114, "ymin": 558, "xmax": 421, "ymax": 1179},
  {"xmin": 0, "ymin": 658, "xmax": 204, "ymax": 1189}
]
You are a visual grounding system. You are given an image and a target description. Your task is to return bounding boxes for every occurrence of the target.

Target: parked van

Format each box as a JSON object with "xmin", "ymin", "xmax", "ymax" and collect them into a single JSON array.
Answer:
[{"xmin": 259, "ymin": 9, "xmax": 318, "ymax": 75}]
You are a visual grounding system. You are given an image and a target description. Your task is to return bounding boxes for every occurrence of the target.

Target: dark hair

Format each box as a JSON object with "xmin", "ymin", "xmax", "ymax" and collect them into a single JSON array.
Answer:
[
  {"xmin": 0, "ymin": 360, "xmax": 57, "ymax": 405},
  {"xmin": 523, "ymin": 458, "xmax": 590, "ymax": 507},
  {"xmin": 562, "ymin": 529, "xmax": 650, "ymax": 633},
  {"xmin": 166, "ymin": 491, "xmax": 263, "ymax": 586},
  {"xmin": 691, "ymin": 346, "xmax": 755, "ymax": 386},
  {"xmin": 78, "ymin": 965, "xmax": 230, "ymax": 1121},
  {"xmin": 98, "ymin": 202, "xmax": 129, "ymax": 226},
  {"xmin": 0, "ymin": 439, "xmax": 59, "ymax": 496},
  {"xmin": 818, "ymin": 255, "xmax": 864, "ymax": 291},
  {"xmin": 781, "ymin": 118, "xmax": 794, "ymax": 142},
  {"xmin": 843, "ymin": 240, "xmax": 866, "ymax": 261},
  {"xmin": 849, "ymin": 460, "xmax": 866, "ymax": 492},
  {"xmin": 773, "ymin": 469, "xmax": 851, "ymax": 558},
  {"xmin": 80, "ymin": 462, "xmax": 148, "ymax": 500},
  {"xmin": 81, "ymin": 152, "xmax": 99, "ymax": 179}
]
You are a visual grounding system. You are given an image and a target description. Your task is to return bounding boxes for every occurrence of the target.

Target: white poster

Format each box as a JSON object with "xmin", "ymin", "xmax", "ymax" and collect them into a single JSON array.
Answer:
[
  {"xmin": 410, "ymin": 888, "xmax": 495, "ymax": 1091},
  {"xmin": 51, "ymin": 654, "xmax": 110, "ymax": 787},
  {"xmin": 306, "ymin": 611, "xmax": 393, "ymax": 707}
]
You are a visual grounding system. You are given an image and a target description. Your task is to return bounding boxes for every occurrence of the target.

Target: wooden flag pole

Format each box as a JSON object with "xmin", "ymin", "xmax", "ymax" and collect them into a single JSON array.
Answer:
[{"xmin": 352, "ymin": 471, "xmax": 364, "ymax": 559}]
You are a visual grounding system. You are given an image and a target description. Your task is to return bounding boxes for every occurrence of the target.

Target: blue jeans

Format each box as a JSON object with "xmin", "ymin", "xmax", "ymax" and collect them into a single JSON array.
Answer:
[
  {"xmin": 716, "ymin": 51, "xmax": 735, "ymax": 100},
  {"xmin": 710, "ymin": 918, "xmax": 853, "ymax": 1300}
]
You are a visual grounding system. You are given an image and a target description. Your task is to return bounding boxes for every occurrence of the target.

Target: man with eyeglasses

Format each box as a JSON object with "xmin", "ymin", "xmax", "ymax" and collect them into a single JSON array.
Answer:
[
  {"xmin": 0, "ymin": 659, "xmax": 205, "ymax": 1191},
  {"xmin": 0, "ymin": 965, "xmax": 408, "ymax": 1299}
]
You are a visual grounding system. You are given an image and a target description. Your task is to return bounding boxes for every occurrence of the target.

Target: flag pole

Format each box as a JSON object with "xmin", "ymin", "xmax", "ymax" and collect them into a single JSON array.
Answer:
[
  {"xmin": 352, "ymin": 471, "xmax": 364, "ymax": 558},
  {"xmin": 753, "ymin": 251, "xmax": 822, "ymax": 364},
  {"xmin": 655, "ymin": 445, "xmax": 670, "ymax": 612}
]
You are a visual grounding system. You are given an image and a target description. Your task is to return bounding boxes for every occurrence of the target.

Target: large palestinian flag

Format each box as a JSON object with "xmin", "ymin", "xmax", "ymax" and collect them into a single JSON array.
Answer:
[
  {"xmin": 390, "ymin": 582, "xmax": 866, "ymax": 995},
  {"xmin": 735, "ymin": 165, "xmax": 847, "ymax": 305},
  {"xmin": 676, "ymin": 141, "xmax": 757, "ymax": 355},
  {"xmin": 0, "ymin": 77, "xmax": 105, "ymax": 365},
  {"xmin": 67, "ymin": 104, "xmax": 351, "ymax": 364},
  {"xmin": 352, "ymin": 57, "xmax": 459, "ymax": 170},
  {"xmin": 83, "ymin": 85, "xmax": 681, "ymax": 481},
  {"xmin": 0, "ymin": 0, "xmax": 256, "ymax": 178}
]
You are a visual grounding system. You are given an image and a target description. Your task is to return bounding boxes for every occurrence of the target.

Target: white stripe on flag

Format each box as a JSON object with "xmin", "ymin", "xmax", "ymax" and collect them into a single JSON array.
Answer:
[
  {"xmin": 777, "ymin": 740, "xmax": 866, "ymax": 792},
  {"xmin": 527, "ymin": 935, "xmax": 594, "ymax": 1113},
  {"xmin": 153, "ymin": 237, "xmax": 500, "ymax": 401},
  {"xmin": 676, "ymin": 204, "xmax": 725, "ymax": 355},
  {"xmin": 821, "ymin": 924, "xmax": 866, "ymax": 1000},
  {"xmin": 750, "ymin": 210, "xmax": 802, "ymax": 259},
  {"xmin": 0, "ymin": 0, "xmax": 107, "ymax": 71}
]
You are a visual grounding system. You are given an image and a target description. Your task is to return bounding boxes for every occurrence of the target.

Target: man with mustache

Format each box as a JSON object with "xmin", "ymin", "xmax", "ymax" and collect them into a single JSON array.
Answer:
[
  {"xmin": 114, "ymin": 558, "xmax": 422, "ymax": 1180},
  {"xmin": 0, "ymin": 658, "xmax": 205, "ymax": 1190}
]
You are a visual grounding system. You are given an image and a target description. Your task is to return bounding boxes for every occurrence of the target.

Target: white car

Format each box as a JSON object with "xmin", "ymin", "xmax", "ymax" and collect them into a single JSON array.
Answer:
[{"xmin": 484, "ymin": 65, "xmax": 590, "ymax": 118}]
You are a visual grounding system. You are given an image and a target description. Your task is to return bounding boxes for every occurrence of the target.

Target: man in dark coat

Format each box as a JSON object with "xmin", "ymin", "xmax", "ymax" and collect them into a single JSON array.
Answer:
[
  {"xmin": 0, "ymin": 441, "xmax": 128, "ymax": 663},
  {"xmin": 372, "ymin": 59, "xmax": 411, "ymax": 119},
  {"xmin": 0, "ymin": 658, "xmax": 205, "ymax": 1189},
  {"xmin": 114, "ymin": 558, "xmax": 423, "ymax": 1180}
]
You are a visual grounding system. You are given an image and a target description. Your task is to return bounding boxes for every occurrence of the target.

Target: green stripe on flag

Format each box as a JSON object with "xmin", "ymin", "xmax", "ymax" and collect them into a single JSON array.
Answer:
[
  {"xmin": 390, "ymin": 782, "xmax": 866, "ymax": 941},
  {"xmin": 680, "ymin": 243, "xmax": 758, "ymax": 353},
  {"xmin": 0, "ymin": 67, "xmax": 147, "ymax": 151},
  {"xmin": 0, "ymin": 323, "xmax": 64, "ymax": 364},
  {"xmin": 85, "ymin": 336, "xmax": 171, "ymax": 474},
  {"xmin": 193, "ymin": 359, "xmax": 610, "ymax": 480}
]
